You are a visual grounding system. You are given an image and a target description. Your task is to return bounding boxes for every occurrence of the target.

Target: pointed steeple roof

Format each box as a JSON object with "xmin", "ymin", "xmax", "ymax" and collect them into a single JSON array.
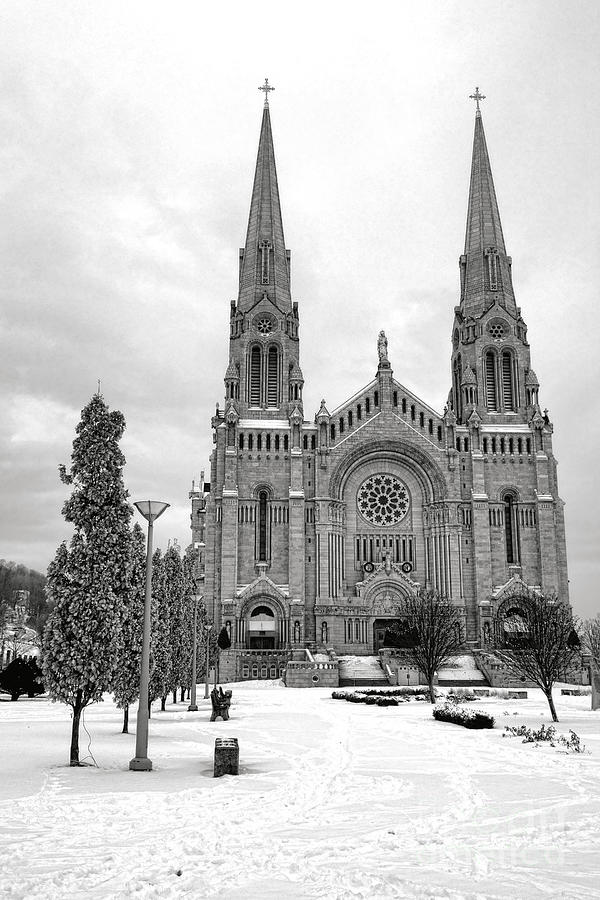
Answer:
[
  {"xmin": 238, "ymin": 101, "xmax": 291, "ymax": 312},
  {"xmin": 460, "ymin": 99, "xmax": 516, "ymax": 318},
  {"xmin": 464, "ymin": 110, "xmax": 506, "ymax": 257}
]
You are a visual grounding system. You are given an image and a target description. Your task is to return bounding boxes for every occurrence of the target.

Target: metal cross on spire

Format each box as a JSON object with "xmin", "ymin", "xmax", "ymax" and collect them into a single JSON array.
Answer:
[
  {"xmin": 469, "ymin": 86, "xmax": 486, "ymax": 112},
  {"xmin": 258, "ymin": 77, "xmax": 275, "ymax": 106}
]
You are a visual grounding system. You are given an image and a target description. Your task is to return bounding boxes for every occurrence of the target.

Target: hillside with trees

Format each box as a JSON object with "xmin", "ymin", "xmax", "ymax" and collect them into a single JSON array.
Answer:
[{"xmin": 0, "ymin": 560, "xmax": 50, "ymax": 639}]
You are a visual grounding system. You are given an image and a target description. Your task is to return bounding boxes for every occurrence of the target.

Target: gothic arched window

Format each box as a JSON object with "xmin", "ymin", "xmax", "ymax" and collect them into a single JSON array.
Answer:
[
  {"xmin": 501, "ymin": 351, "xmax": 516, "ymax": 412},
  {"xmin": 503, "ymin": 492, "xmax": 520, "ymax": 564},
  {"xmin": 267, "ymin": 345, "xmax": 279, "ymax": 407},
  {"xmin": 249, "ymin": 345, "xmax": 261, "ymax": 406},
  {"xmin": 485, "ymin": 350, "xmax": 498, "ymax": 411},
  {"xmin": 258, "ymin": 491, "xmax": 269, "ymax": 561}
]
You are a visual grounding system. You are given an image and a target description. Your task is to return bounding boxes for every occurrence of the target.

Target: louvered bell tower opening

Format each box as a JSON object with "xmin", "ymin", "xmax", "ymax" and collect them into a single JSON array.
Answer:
[
  {"xmin": 267, "ymin": 346, "xmax": 279, "ymax": 407},
  {"xmin": 501, "ymin": 351, "xmax": 515, "ymax": 411},
  {"xmin": 249, "ymin": 346, "xmax": 261, "ymax": 406},
  {"xmin": 485, "ymin": 351, "xmax": 497, "ymax": 411}
]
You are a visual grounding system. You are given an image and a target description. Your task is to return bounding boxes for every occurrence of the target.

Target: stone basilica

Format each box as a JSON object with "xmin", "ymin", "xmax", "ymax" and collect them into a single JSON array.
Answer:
[{"xmin": 190, "ymin": 88, "xmax": 568, "ymax": 676}]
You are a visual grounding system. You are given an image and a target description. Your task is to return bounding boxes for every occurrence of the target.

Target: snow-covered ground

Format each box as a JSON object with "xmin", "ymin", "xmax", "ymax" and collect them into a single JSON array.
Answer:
[{"xmin": 1, "ymin": 684, "xmax": 600, "ymax": 899}]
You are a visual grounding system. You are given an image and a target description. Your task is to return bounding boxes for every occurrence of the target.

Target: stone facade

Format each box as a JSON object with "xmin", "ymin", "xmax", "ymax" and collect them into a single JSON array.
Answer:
[{"xmin": 191, "ymin": 99, "xmax": 569, "ymax": 663}]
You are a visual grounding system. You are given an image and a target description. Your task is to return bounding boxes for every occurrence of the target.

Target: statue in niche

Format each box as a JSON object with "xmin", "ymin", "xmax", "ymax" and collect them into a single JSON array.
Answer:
[{"xmin": 377, "ymin": 330, "xmax": 388, "ymax": 363}]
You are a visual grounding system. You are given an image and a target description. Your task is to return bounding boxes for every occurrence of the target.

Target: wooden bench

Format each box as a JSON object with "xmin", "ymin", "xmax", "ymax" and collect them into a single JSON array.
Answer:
[{"xmin": 210, "ymin": 687, "xmax": 232, "ymax": 722}]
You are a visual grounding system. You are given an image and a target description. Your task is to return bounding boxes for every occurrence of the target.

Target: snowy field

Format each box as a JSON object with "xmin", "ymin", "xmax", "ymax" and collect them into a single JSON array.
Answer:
[{"xmin": 1, "ymin": 684, "xmax": 600, "ymax": 899}]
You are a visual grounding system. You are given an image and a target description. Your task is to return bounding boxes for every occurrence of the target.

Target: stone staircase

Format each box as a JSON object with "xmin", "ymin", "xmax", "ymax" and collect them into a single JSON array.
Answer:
[
  {"xmin": 338, "ymin": 655, "xmax": 390, "ymax": 688},
  {"xmin": 437, "ymin": 653, "xmax": 489, "ymax": 687}
]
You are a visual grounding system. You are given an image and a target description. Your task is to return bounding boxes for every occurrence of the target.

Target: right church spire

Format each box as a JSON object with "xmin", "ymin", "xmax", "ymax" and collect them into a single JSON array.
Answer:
[
  {"xmin": 451, "ymin": 90, "xmax": 535, "ymax": 426},
  {"xmin": 459, "ymin": 89, "xmax": 516, "ymax": 318}
]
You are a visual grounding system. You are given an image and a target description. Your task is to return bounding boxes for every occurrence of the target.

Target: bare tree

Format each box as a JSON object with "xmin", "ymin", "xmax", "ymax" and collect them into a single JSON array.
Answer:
[
  {"xmin": 389, "ymin": 589, "xmax": 464, "ymax": 702},
  {"xmin": 582, "ymin": 616, "xmax": 600, "ymax": 670},
  {"xmin": 492, "ymin": 589, "xmax": 580, "ymax": 722},
  {"xmin": 582, "ymin": 615, "xmax": 600, "ymax": 711}
]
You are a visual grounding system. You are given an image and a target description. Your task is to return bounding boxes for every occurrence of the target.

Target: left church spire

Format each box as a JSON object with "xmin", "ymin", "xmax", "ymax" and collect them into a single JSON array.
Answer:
[
  {"xmin": 237, "ymin": 83, "xmax": 292, "ymax": 313},
  {"xmin": 226, "ymin": 85, "xmax": 302, "ymax": 419}
]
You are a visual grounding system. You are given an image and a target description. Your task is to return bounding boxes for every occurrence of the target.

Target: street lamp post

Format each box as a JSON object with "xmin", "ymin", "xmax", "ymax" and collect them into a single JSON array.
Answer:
[
  {"xmin": 129, "ymin": 500, "xmax": 169, "ymax": 772},
  {"xmin": 188, "ymin": 593, "xmax": 202, "ymax": 711},
  {"xmin": 204, "ymin": 624, "xmax": 212, "ymax": 699}
]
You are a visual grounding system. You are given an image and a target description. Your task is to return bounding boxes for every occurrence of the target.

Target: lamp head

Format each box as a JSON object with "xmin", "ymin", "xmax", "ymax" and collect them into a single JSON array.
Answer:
[{"xmin": 134, "ymin": 500, "xmax": 170, "ymax": 524}]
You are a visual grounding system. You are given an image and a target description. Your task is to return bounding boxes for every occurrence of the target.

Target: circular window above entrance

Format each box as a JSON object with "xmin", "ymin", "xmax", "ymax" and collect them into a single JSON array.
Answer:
[
  {"xmin": 254, "ymin": 315, "xmax": 275, "ymax": 334},
  {"xmin": 487, "ymin": 318, "xmax": 509, "ymax": 341},
  {"xmin": 357, "ymin": 474, "xmax": 410, "ymax": 526}
]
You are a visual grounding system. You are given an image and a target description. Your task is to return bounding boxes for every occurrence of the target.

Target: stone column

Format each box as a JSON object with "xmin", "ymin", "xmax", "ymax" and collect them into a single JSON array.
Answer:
[
  {"xmin": 536, "ymin": 496, "xmax": 559, "ymax": 593},
  {"xmin": 471, "ymin": 494, "xmax": 493, "ymax": 604},
  {"xmin": 219, "ymin": 488, "xmax": 239, "ymax": 623}
]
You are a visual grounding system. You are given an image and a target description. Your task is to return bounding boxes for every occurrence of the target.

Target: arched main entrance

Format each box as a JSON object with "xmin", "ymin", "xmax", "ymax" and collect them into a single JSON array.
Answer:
[
  {"xmin": 372, "ymin": 615, "xmax": 419, "ymax": 653},
  {"xmin": 373, "ymin": 618, "xmax": 403, "ymax": 653},
  {"xmin": 247, "ymin": 604, "xmax": 277, "ymax": 649}
]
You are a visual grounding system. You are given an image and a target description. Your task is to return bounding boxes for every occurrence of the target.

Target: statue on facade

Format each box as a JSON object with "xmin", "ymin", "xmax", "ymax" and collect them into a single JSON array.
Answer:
[{"xmin": 377, "ymin": 330, "xmax": 388, "ymax": 363}]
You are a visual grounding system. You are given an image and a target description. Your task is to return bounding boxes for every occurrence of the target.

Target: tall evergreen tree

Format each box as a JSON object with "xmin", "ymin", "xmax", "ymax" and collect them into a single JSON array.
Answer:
[
  {"xmin": 112, "ymin": 522, "xmax": 146, "ymax": 733},
  {"xmin": 148, "ymin": 549, "xmax": 172, "ymax": 711},
  {"xmin": 180, "ymin": 546, "xmax": 200, "ymax": 700},
  {"xmin": 42, "ymin": 393, "xmax": 133, "ymax": 765},
  {"xmin": 163, "ymin": 545, "xmax": 186, "ymax": 704}
]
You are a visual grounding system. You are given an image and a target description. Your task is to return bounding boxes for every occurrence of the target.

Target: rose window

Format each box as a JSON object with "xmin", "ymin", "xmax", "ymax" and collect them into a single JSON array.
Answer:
[
  {"xmin": 488, "ymin": 319, "xmax": 508, "ymax": 341},
  {"xmin": 256, "ymin": 317, "xmax": 274, "ymax": 334},
  {"xmin": 357, "ymin": 474, "xmax": 410, "ymax": 526}
]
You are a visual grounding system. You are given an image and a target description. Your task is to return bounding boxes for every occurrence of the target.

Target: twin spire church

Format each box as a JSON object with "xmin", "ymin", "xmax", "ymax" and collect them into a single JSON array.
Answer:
[{"xmin": 190, "ymin": 87, "xmax": 568, "ymax": 673}]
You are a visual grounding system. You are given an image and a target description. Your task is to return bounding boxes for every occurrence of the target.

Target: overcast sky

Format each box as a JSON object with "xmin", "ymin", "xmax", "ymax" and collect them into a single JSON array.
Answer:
[{"xmin": 1, "ymin": 1, "xmax": 598, "ymax": 618}]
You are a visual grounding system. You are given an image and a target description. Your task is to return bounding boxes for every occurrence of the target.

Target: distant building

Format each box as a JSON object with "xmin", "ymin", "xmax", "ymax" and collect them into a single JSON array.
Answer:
[
  {"xmin": 192, "ymin": 92, "xmax": 568, "ymax": 674},
  {"xmin": 1, "ymin": 589, "xmax": 39, "ymax": 668}
]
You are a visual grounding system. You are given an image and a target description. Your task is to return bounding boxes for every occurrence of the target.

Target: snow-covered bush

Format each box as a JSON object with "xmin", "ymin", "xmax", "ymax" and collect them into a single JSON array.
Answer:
[
  {"xmin": 447, "ymin": 688, "xmax": 476, "ymax": 702},
  {"xmin": 376, "ymin": 696, "xmax": 398, "ymax": 707},
  {"xmin": 433, "ymin": 701, "xmax": 494, "ymax": 729},
  {"xmin": 503, "ymin": 724, "xmax": 586, "ymax": 752},
  {"xmin": 330, "ymin": 691, "xmax": 400, "ymax": 707},
  {"xmin": 358, "ymin": 687, "xmax": 427, "ymax": 698},
  {"xmin": 504, "ymin": 723, "xmax": 556, "ymax": 743}
]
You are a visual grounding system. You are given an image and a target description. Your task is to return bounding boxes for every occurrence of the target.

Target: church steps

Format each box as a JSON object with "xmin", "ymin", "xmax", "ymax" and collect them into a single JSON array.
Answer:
[{"xmin": 338, "ymin": 655, "xmax": 391, "ymax": 687}]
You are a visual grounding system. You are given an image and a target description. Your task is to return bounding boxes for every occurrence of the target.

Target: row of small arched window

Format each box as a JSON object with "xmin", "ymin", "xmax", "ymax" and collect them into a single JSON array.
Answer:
[
  {"xmin": 238, "ymin": 432, "xmax": 318, "ymax": 452},
  {"xmin": 331, "ymin": 393, "xmax": 444, "ymax": 443},
  {"xmin": 454, "ymin": 435, "xmax": 533, "ymax": 455},
  {"xmin": 239, "ymin": 432, "xmax": 288, "ymax": 451}
]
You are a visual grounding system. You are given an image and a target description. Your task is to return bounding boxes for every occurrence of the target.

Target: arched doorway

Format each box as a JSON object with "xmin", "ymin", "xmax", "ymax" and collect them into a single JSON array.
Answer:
[
  {"xmin": 501, "ymin": 606, "xmax": 529, "ymax": 646},
  {"xmin": 372, "ymin": 618, "xmax": 404, "ymax": 653},
  {"xmin": 372, "ymin": 615, "xmax": 419, "ymax": 653},
  {"xmin": 247, "ymin": 604, "xmax": 277, "ymax": 649}
]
